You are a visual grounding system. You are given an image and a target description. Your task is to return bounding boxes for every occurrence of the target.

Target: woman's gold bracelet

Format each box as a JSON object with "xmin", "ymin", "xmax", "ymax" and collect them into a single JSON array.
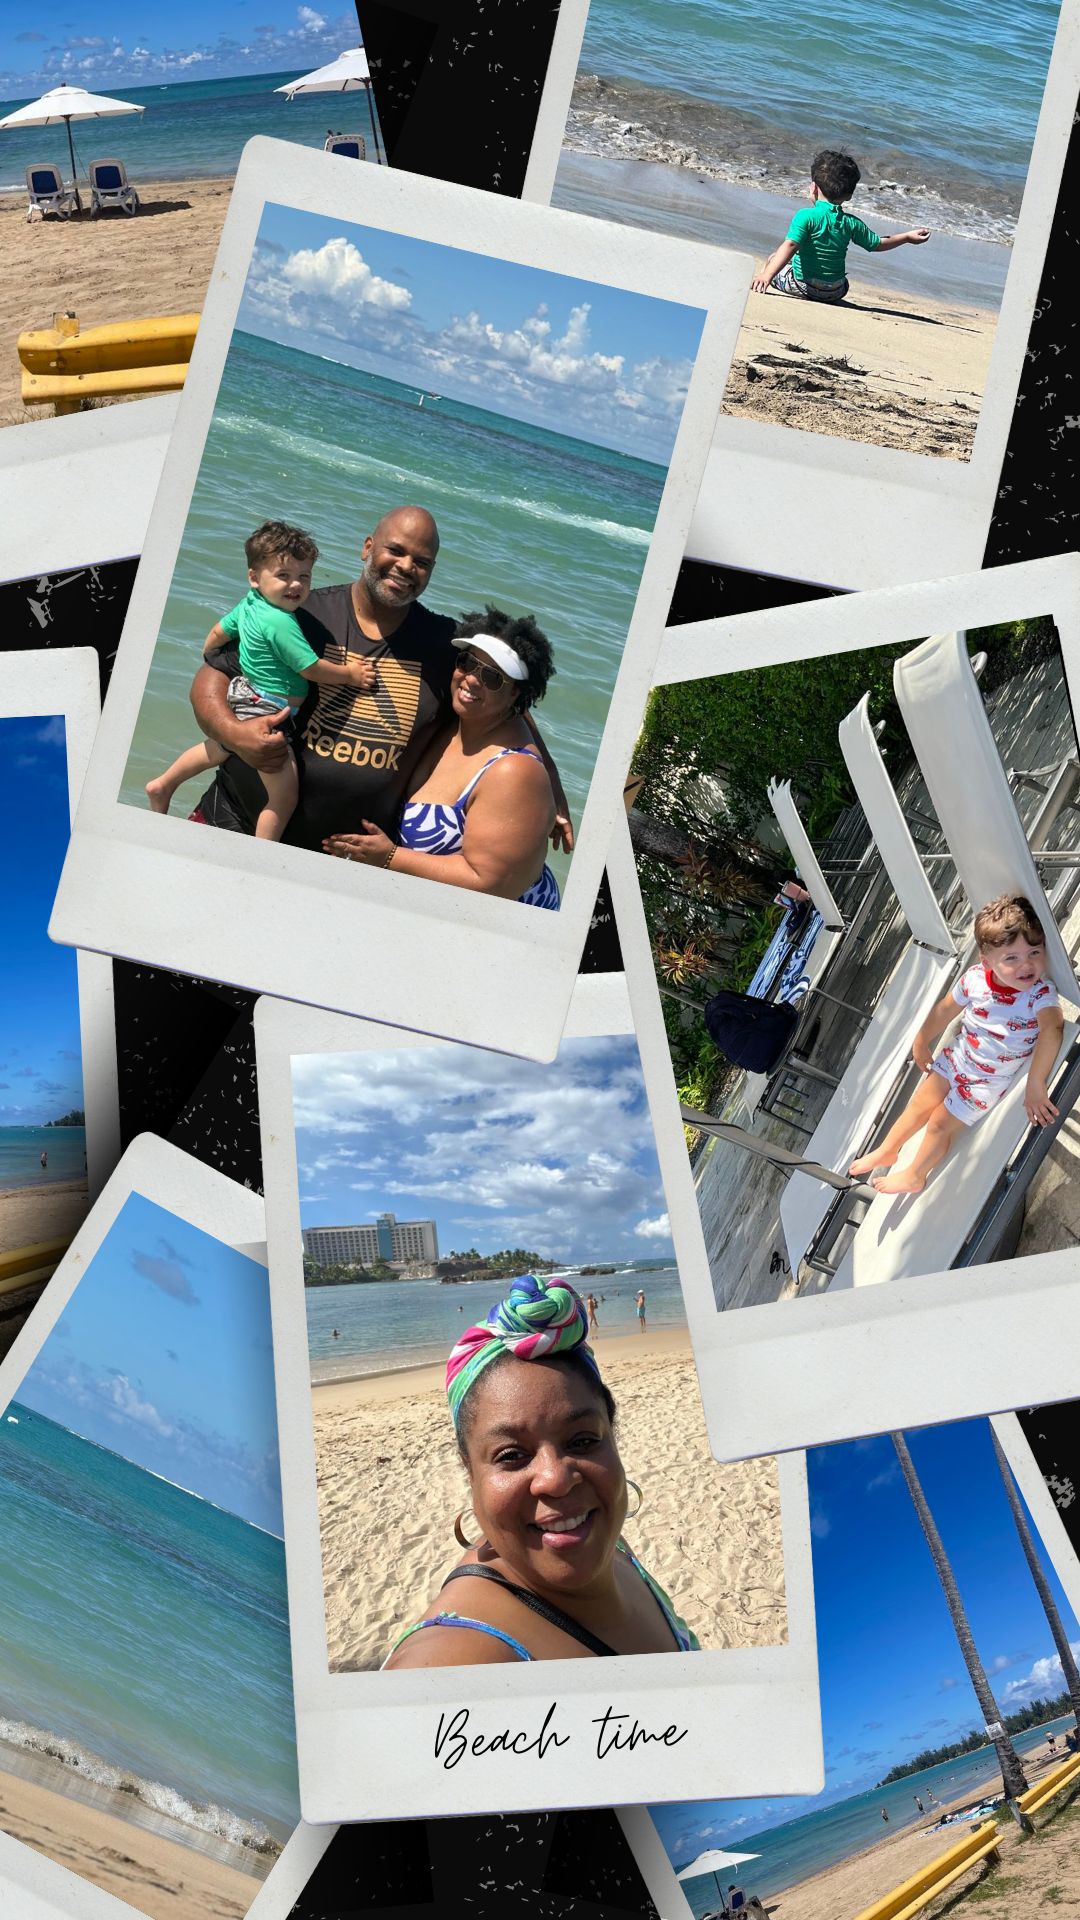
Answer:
[{"xmin": 382, "ymin": 845, "xmax": 397, "ymax": 869}]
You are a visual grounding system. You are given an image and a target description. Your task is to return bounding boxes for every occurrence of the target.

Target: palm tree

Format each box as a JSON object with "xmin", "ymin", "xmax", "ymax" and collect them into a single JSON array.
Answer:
[
  {"xmin": 990, "ymin": 1427, "xmax": 1080, "ymax": 1732},
  {"xmin": 892, "ymin": 1432, "xmax": 1031, "ymax": 1808}
]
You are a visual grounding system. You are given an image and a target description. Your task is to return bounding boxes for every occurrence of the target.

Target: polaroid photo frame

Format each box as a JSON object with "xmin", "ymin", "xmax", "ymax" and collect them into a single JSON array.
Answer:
[
  {"xmin": 608, "ymin": 552, "xmax": 1080, "ymax": 1462},
  {"xmin": 49, "ymin": 136, "xmax": 750, "ymax": 1062},
  {"xmin": 991, "ymin": 1411, "xmax": 1080, "ymax": 1622},
  {"xmin": 1, "ymin": 649, "xmax": 119, "ymax": 1212},
  {"xmin": 0, "ymin": 1132, "xmax": 335, "ymax": 1920},
  {"xmin": 685, "ymin": 0, "xmax": 1080, "ymax": 589},
  {"xmin": 521, "ymin": 0, "xmax": 592, "ymax": 205},
  {"xmin": 0, "ymin": 400, "xmax": 177, "ymax": 584},
  {"xmin": 255, "ymin": 974, "xmax": 821, "ymax": 1822}
]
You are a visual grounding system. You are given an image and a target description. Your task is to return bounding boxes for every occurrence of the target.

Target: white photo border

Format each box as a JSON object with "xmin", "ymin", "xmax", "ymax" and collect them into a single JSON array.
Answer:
[
  {"xmin": 688, "ymin": 0, "xmax": 1080, "ymax": 591},
  {"xmin": 609, "ymin": 552, "xmax": 1080, "ymax": 1461},
  {"xmin": 48, "ymin": 136, "xmax": 750, "ymax": 1064},
  {"xmin": 0, "ymin": 1133, "xmax": 320, "ymax": 1920},
  {"xmin": 521, "ymin": 0, "xmax": 592, "ymax": 206},
  {"xmin": 255, "ymin": 976, "xmax": 822, "ymax": 1822},
  {"xmin": 0, "ymin": 399, "xmax": 179, "ymax": 585},
  {"xmin": 1, "ymin": 649, "xmax": 119, "ymax": 1206}
]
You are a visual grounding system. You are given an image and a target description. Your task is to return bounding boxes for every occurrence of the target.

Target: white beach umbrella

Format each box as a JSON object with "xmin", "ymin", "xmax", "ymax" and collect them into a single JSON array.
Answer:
[
  {"xmin": 676, "ymin": 1849, "xmax": 761, "ymax": 1916},
  {"xmin": 275, "ymin": 46, "xmax": 382, "ymax": 163},
  {"xmin": 0, "ymin": 82, "xmax": 144, "ymax": 209}
]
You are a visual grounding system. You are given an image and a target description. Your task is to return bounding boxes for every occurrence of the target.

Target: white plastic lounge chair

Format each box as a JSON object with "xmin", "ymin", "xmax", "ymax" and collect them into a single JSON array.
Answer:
[
  {"xmin": 779, "ymin": 691, "xmax": 962, "ymax": 1278},
  {"xmin": 324, "ymin": 132, "xmax": 366, "ymax": 159},
  {"xmin": 25, "ymin": 164, "xmax": 76, "ymax": 222},
  {"xmin": 89, "ymin": 158, "xmax": 138, "ymax": 216},
  {"xmin": 828, "ymin": 631, "xmax": 1080, "ymax": 1289}
]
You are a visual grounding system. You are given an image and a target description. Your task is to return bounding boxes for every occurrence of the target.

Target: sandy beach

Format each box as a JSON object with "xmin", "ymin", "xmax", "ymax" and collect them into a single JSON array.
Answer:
[
  {"xmin": 725, "ymin": 277, "xmax": 994, "ymax": 460},
  {"xmin": 0, "ymin": 176, "xmax": 233, "ymax": 428},
  {"xmin": 312, "ymin": 1327, "xmax": 787, "ymax": 1671},
  {"xmin": 0, "ymin": 1760, "xmax": 269, "ymax": 1920},
  {"xmin": 0, "ymin": 1177, "xmax": 87, "ymax": 1258},
  {"xmin": 768, "ymin": 1751, "xmax": 1080, "ymax": 1920}
]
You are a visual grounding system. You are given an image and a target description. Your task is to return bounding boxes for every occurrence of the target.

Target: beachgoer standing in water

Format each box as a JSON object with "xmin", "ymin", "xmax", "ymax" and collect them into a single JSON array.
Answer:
[
  {"xmin": 586, "ymin": 1292, "xmax": 599, "ymax": 1333},
  {"xmin": 635, "ymin": 1288, "xmax": 646, "ymax": 1332},
  {"xmin": 39, "ymin": 1150, "xmax": 47, "ymax": 1169}
]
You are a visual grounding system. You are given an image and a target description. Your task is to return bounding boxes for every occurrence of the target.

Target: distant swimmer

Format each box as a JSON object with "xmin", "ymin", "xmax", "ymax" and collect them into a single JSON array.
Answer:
[
  {"xmin": 914, "ymin": 1795, "xmax": 925, "ymax": 1813},
  {"xmin": 40, "ymin": 1150, "xmax": 47, "ymax": 1169},
  {"xmin": 332, "ymin": 1328, "xmax": 340, "ymax": 1339},
  {"xmin": 880, "ymin": 1808, "xmax": 890, "ymax": 1823},
  {"xmin": 635, "ymin": 1288, "xmax": 647, "ymax": 1332}
]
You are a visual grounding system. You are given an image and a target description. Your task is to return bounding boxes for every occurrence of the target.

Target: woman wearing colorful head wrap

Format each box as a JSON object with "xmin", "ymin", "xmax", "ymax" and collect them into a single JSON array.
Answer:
[{"xmin": 383, "ymin": 1276, "xmax": 699, "ymax": 1667}]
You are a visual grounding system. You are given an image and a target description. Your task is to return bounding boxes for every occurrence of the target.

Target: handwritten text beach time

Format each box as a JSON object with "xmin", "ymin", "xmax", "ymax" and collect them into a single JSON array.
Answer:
[{"xmin": 435, "ymin": 1702, "xmax": 688, "ymax": 1769}]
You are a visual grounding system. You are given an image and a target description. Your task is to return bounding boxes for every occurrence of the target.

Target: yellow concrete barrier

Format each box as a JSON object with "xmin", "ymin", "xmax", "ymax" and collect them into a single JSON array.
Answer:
[
  {"xmin": 1017, "ymin": 1749, "xmax": 1080, "ymax": 1815},
  {"xmin": 851, "ymin": 1821, "xmax": 1000, "ymax": 1920},
  {"xmin": 0, "ymin": 1237, "xmax": 71, "ymax": 1296},
  {"xmin": 18, "ymin": 309, "xmax": 198, "ymax": 411}
]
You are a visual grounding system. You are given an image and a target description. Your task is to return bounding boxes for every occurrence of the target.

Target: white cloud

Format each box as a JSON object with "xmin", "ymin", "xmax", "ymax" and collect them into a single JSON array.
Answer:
[
  {"xmin": 297, "ymin": 5, "xmax": 327, "ymax": 24},
  {"xmin": 634, "ymin": 1213, "xmax": 670, "ymax": 1239},
  {"xmin": 1000, "ymin": 1644, "xmax": 1080, "ymax": 1709},
  {"xmin": 282, "ymin": 238, "xmax": 412, "ymax": 312},
  {"xmin": 293, "ymin": 1037, "xmax": 665, "ymax": 1260},
  {"xmin": 105, "ymin": 1374, "xmax": 175, "ymax": 1439}
]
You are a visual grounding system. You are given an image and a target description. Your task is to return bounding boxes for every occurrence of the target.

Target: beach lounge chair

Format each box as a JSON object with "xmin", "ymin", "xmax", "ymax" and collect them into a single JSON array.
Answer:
[
  {"xmin": 825, "ymin": 631, "xmax": 1080, "ymax": 1289},
  {"xmin": 324, "ymin": 132, "xmax": 366, "ymax": 159},
  {"xmin": 25, "ymin": 164, "xmax": 76, "ymax": 222},
  {"xmin": 88, "ymin": 158, "xmax": 138, "ymax": 216},
  {"xmin": 780, "ymin": 690, "xmax": 961, "ymax": 1279}
]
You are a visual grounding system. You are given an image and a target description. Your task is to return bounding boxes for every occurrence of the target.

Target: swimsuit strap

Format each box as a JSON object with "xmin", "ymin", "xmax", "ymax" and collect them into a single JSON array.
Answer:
[
  {"xmin": 454, "ymin": 745, "xmax": 542, "ymax": 808},
  {"xmin": 386, "ymin": 1610, "xmax": 533, "ymax": 1662},
  {"xmin": 618, "ymin": 1539, "xmax": 699, "ymax": 1652},
  {"xmin": 440, "ymin": 1564, "xmax": 618, "ymax": 1656}
]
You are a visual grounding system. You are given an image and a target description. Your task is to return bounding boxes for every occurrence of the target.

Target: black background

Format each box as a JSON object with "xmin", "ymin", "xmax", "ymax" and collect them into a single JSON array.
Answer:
[{"xmin": 1, "ymin": 5, "xmax": 1077, "ymax": 1907}]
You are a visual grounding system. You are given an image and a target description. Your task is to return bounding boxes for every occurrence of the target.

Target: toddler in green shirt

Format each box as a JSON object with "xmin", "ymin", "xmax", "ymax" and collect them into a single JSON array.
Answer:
[
  {"xmin": 751, "ymin": 149, "xmax": 930, "ymax": 304},
  {"xmin": 146, "ymin": 519, "xmax": 375, "ymax": 840}
]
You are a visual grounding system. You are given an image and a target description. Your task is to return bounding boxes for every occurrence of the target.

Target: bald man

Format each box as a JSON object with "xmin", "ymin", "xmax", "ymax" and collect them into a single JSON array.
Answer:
[{"xmin": 189, "ymin": 506, "xmax": 570, "ymax": 853}]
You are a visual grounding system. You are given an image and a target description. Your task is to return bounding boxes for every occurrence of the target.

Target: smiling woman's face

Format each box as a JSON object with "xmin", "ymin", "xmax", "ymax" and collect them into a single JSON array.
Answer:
[
  {"xmin": 462, "ymin": 1354, "xmax": 627, "ymax": 1596},
  {"xmin": 451, "ymin": 648, "xmax": 520, "ymax": 726}
]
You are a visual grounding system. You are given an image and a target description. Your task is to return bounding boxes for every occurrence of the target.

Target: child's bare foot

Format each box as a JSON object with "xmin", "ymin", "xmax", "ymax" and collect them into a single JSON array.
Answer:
[
  {"xmin": 145, "ymin": 777, "xmax": 172, "ymax": 814},
  {"xmin": 872, "ymin": 1166, "xmax": 927, "ymax": 1195},
  {"xmin": 848, "ymin": 1146, "xmax": 895, "ymax": 1177}
]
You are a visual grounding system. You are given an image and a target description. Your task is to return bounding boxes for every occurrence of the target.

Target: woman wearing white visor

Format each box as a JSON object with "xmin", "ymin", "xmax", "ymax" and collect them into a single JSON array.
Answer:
[{"xmin": 323, "ymin": 607, "xmax": 561, "ymax": 908}]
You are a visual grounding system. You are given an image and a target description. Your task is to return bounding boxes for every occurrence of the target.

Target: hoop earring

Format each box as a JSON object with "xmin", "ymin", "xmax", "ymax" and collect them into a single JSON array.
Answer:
[
  {"xmin": 454, "ymin": 1507, "xmax": 479, "ymax": 1549},
  {"xmin": 625, "ymin": 1479, "xmax": 644, "ymax": 1520}
]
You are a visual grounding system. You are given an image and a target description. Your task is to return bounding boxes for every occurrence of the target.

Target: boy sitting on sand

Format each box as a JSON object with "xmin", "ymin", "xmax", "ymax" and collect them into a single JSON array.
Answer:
[
  {"xmin": 751, "ymin": 148, "xmax": 930, "ymax": 304},
  {"xmin": 849, "ymin": 895, "xmax": 1064, "ymax": 1195},
  {"xmin": 146, "ymin": 520, "xmax": 375, "ymax": 841}
]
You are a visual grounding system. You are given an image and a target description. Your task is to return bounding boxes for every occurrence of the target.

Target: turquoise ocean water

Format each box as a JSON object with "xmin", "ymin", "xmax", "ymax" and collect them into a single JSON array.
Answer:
[
  {"xmin": 674, "ymin": 1716, "xmax": 1074, "ymax": 1911},
  {"xmin": 0, "ymin": 1405, "xmax": 299, "ymax": 1860},
  {"xmin": 0, "ymin": 1125, "xmax": 85, "ymax": 1191},
  {"xmin": 562, "ymin": 0, "xmax": 1060, "ymax": 244},
  {"xmin": 0, "ymin": 69, "xmax": 381, "ymax": 191},
  {"xmin": 307, "ymin": 1262, "xmax": 684, "ymax": 1382},
  {"xmin": 120, "ymin": 330, "xmax": 666, "ymax": 886}
]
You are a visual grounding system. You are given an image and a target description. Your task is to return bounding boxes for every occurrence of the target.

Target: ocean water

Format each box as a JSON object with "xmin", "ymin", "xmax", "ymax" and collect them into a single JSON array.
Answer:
[
  {"xmin": 120, "ymin": 330, "xmax": 667, "ymax": 885},
  {"xmin": 0, "ymin": 69, "xmax": 382, "ymax": 191},
  {"xmin": 307, "ymin": 1262, "xmax": 685, "ymax": 1382},
  {"xmin": 674, "ymin": 1716, "xmax": 1075, "ymax": 1911},
  {"xmin": 0, "ymin": 1405, "xmax": 299, "ymax": 1857},
  {"xmin": 561, "ymin": 0, "xmax": 1060, "ymax": 244},
  {"xmin": 0, "ymin": 1125, "xmax": 86, "ymax": 1191}
]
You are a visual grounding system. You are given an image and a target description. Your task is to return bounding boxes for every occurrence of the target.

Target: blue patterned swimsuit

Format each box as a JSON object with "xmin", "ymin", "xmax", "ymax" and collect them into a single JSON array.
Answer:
[{"xmin": 398, "ymin": 745, "xmax": 560, "ymax": 910}]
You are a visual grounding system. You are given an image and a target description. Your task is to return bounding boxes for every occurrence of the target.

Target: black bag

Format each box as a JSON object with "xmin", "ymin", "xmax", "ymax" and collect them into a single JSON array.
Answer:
[{"xmin": 704, "ymin": 989, "xmax": 799, "ymax": 1074}]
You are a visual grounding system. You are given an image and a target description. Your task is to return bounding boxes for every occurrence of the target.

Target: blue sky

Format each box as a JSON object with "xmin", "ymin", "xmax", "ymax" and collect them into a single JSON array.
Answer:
[
  {"xmin": 0, "ymin": 716, "xmax": 84, "ymax": 1128},
  {"xmin": 292, "ymin": 1035, "xmax": 676, "ymax": 1266},
  {"xmin": 0, "ymin": 3, "xmax": 359, "ymax": 97},
  {"xmin": 654, "ymin": 1415, "xmax": 1080, "ymax": 1870},
  {"xmin": 14, "ymin": 1193, "xmax": 283, "ymax": 1534},
  {"xmin": 236, "ymin": 204, "xmax": 707, "ymax": 460}
]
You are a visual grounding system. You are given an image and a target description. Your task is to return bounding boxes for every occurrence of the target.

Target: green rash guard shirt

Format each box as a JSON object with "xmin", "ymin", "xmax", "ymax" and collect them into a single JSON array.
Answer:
[
  {"xmin": 786, "ymin": 202, "xmax": 881, "ymax": 283},
  {"xmin": 218, "ymin": 588, "xmax": 319, "ymax": 703}
]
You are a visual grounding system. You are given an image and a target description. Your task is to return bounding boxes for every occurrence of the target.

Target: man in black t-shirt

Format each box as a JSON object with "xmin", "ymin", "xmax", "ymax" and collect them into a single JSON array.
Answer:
[{"xmin": 189, "ymin": 503, "xmax": 571, "ymax": 853}]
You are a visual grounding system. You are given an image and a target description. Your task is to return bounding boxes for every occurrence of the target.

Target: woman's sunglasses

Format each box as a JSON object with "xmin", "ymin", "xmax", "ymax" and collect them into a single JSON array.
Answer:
[
  {"xmin": 455, "ymin": 649, "xmax": 508, "ymax": 692},
  {"xmin": 451, "ymin": 652, "xmax": 507, "ymax": 698}
]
